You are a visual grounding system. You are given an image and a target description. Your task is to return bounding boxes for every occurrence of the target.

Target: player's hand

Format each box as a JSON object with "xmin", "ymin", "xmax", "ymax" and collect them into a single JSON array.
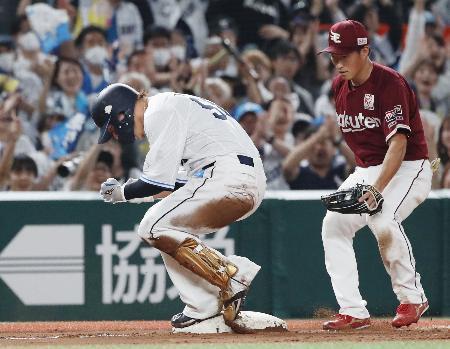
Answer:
[
  {"xmin": 100, "ymin": 178, "xmax": 126, "ymax": 204},
  {"xmin": 358, "ymin": 185, "xmax": 382, "ymax": 211}
]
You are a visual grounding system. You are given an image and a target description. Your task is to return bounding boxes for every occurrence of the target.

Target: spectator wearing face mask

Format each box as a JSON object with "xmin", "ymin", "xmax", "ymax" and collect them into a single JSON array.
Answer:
[
  {"xmin": 143, "ymin": 25, "xmax": 180, "ymax": 89},
  {"xmin": 75, "ymin": 26, "xmax": 112, "ymax": 101},
  {"xmin": 171, "ymin": 29, "xmax": 189, "ymax": 62},
  {"xmin": 12, "ymin": 31, "xmax": 55, "ymax": 113},
  {"xmin": 132, "ymin": 0, "xmax": 209, "ymax": 55},
  {"xmin": 73, "ymin": 0, "xmax": 143, "ymax": 54},
  {"xmin": 0, "ymin": 36, "xmax": 15, "ymax": 74}
]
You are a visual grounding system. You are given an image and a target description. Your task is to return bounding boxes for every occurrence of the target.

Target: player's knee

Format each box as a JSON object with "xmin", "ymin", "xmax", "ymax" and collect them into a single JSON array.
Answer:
[
  {"xmin": 322, "ymin": 211, "xmax": 358, "ymax": 242},
  {"xmin": 137, "ymin": 223, "xmax": 150, "ymax": 240},
  {"xmin": 367, "ymin": 216, "xmax": 391, "ymax": 236},
  {"xmin": 137, "ymin": 208, "xmax": 172, "ymax": 239},
  {"xmin": 321, "ymin": 212, "xmax": 341, "ymax": 240},
  {"xmin": 137, "ymin": 214, "xmax": 158, "ymax": 240}
]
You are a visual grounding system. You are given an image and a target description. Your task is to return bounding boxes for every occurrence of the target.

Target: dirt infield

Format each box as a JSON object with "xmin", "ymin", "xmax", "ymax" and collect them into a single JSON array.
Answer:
[{"xmin": 0, "ymin": 318, "xmax": 449, "ymax": 346}]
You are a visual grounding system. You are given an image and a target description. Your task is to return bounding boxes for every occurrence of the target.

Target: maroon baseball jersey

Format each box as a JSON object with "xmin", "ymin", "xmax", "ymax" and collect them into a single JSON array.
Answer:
[{"xmin": 332, "ymin": 62, "xmax": 428, "ymax": 167}]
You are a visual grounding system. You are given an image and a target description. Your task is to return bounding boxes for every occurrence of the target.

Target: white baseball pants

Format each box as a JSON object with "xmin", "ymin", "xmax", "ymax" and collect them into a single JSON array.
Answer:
[
  {"xmin": 137, "ymin": 154, "xmax": 266, "ymax": 319},
  {"xmin": 322, "ymin": 159, "xmax": 432, "ymax": 319}
]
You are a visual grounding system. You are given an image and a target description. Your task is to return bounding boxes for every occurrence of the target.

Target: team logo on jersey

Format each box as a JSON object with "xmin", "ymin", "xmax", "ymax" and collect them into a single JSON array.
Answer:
[
  {"xmin": 337, "ymin": 112, "xmax": 381, "ymax": 133},
  {"xmin": 385, "ymin": 105, "xmax": 403, "ymax": 128},
  {"xmin": 364, "ymin": 94, "xmax": 374, "ymax": 110},
  {"xmin": 104, "ymin": 105, "xmax": 112, "ymax": 114},
  {"xmin": 330, "ymin": 30, "xmax": 341, "ymax": 43}
]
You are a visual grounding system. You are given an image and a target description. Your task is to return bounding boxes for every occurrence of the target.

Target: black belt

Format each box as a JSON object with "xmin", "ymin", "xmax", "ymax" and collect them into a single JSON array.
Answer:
[{"xmin": 202, "ymin": 155, "xmax": 254, "ymax": 170}]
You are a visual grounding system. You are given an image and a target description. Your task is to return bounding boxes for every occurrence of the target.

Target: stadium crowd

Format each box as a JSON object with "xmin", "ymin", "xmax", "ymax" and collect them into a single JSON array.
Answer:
[{"xmin": 0, "ymin": 0, "xmax": 449, "ymax": 192}]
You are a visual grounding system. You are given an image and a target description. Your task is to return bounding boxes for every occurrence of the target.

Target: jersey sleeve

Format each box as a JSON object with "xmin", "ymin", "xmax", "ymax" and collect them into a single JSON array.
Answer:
[
  {"xmin": 140, "ymin": 107, "xmax": 188, "ymax": 189},
  {"xmin": 380, "ymin": 77, "xmax": 413, "ymax": 143}
]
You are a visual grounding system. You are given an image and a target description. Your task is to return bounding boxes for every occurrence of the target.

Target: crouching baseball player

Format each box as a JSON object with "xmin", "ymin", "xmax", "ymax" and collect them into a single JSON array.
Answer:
[
  {"xmin": 318, "ymin": 20, "xmax": 433, "ymax": 330},
  {"xmin": 91, "ymin": 84, "xmax": 267, "ymax": 331}
]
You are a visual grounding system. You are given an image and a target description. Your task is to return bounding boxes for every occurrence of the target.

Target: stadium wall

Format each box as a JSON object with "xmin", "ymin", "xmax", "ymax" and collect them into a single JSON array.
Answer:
[{"xmin": 0, "ymin": 190, "xmax": 449, "ymax": 321}]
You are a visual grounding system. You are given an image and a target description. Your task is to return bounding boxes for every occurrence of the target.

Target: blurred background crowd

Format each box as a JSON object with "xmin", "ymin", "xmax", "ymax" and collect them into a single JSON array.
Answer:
[{"xmin": 0, "ymin": 0, "xmax": 449, "ymax": 192}]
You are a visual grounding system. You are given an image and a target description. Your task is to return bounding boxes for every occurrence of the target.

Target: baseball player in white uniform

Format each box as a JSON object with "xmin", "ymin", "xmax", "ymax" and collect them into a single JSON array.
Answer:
[{"xmin": 91, "ymin": 83, "xmax": 266, "ymax": 329}]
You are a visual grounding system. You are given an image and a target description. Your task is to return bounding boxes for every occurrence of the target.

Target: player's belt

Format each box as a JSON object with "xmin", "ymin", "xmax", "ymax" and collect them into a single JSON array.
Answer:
[{"xmin": 201, "ymin": 155, "xmax": 254, "ymax": 171}]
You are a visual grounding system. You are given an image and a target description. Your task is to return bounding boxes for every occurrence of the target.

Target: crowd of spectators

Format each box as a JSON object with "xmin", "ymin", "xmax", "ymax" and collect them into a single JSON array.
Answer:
[{"xmin": 0, "ymin": 0, "xmax": 449, "ymax": 192}]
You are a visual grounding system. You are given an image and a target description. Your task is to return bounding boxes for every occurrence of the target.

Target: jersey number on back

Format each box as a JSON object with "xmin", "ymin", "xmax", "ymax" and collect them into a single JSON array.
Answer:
[{"xmin": 189, "ymin": 96, "xmax": 229, "ymax": 120}]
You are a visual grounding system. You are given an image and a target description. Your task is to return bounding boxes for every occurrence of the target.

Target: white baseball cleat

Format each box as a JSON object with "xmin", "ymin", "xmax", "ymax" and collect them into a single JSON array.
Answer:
[
  {"xmin": 171, "ymin": 313, "xmax": 232, "ymax": 333},
  {"xmin": 171, "ymin": 311, "xmax": 287, "ymax": 334}
]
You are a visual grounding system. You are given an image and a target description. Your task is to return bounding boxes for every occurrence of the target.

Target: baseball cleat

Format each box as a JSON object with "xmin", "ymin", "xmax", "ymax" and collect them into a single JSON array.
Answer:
[
  {"xmin": 171, "ymin": 312, "xmax": 220, "ymax": 329},
  {"xmin": 323, "ymin": 314, "xmax": 371, "ymax": 330},
  {"xmin": 221, "ymin": 256, "xmax": 261, "ymax": 324},
  {"xmin": 222, "ymin": 290, "xmax": 247, "ymax": 323},
  {"xmin": 391, "ymin": 301, "xmax": 429, "ymax": 328}
]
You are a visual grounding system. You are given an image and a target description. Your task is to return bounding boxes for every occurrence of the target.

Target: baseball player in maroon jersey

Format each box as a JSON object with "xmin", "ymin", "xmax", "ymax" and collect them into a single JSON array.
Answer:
[{"xmin": 318, "ymin": 20, "xmax": 433, "ymax": 330}]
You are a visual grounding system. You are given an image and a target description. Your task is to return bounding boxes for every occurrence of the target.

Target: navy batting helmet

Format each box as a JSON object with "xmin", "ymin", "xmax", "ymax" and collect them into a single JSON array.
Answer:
[{"xmin": 91, "ymin": 83, "xmax": 139, "ymax": 144}]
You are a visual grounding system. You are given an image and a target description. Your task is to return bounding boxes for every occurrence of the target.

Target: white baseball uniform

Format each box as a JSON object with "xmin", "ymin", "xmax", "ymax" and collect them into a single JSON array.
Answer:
[
  {"xmin": 322, "ymin": 63, "xmax": 432, "ymax": 319},
  {"xmin": 322, "ymin": 160, "xmax": 432, "ymax": 318},
  {"xmin": 136, "ymin": 92, "xmax": 266, "ymax": 319}
]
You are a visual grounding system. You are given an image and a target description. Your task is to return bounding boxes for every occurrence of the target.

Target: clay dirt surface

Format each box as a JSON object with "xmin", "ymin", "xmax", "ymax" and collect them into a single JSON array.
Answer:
[{"xmin": 0, "ymin": 318, "xmax": 449, "ymax": 346}]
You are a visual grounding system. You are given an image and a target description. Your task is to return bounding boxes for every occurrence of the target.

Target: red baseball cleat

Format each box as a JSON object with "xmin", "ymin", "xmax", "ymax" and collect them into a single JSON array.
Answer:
[
  {"xmin": 323, "ymin": 314, "xmax": 371, "ymax": 330},
  {"xmin": 392, "ymin": 301, "xmax": 429, "ymax": 328}
]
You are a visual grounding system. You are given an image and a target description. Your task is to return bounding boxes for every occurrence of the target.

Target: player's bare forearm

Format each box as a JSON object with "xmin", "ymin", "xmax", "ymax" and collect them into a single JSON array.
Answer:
[
  {"xmin": 373, "ymin": 133, "xmax": 407, "ymax": 192},
  {"xmin": 339, "ymin": 141, "xmax": 356, "ymax": 173}
]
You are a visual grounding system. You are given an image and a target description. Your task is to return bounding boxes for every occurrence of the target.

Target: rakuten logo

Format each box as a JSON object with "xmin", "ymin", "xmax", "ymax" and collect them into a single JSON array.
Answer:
[{"xmin": 337, "ymin": 112, "xmax": 381, "ymax": 133}]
